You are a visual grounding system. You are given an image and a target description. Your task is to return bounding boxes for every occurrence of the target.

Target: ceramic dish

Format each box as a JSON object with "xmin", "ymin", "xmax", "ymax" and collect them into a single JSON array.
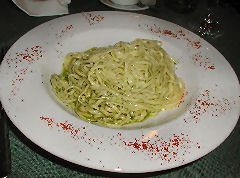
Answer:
[{"xmin": 0, "ymin": 11, "xmax": 239, "ymax": 173}]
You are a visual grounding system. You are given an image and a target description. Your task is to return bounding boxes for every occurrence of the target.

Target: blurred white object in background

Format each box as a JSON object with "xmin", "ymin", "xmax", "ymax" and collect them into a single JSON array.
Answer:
[
  {"xmin": 58, "ymin": 0, "xmax": 71, "ymax": 5},
  {"xmin": 111, "ymin": 0, "xmax": 156, "ymax": 6},
  {"xmin": 111, "ymin": 0, "xmax": 139, "ymax": 5},
  {"xmin": 99, "ymin": 0, "xmax": 149, "ymax": 11},
  {"xmin": 12, "ymin": 0, "xmax": 71, "ymax": 16}
]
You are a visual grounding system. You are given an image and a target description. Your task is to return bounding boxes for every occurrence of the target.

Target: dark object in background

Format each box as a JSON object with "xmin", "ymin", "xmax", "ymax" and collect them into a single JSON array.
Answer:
[
  {"xmin": 0, "ymin": 48, "xmax": 11, "ymax": 178},
  {"xmin": 224, "ymin": 0, "xmax": 240, "ymax": 13},
  {"xmin": 164, "ymin": 0, "xmax": 199, "ymax": 13},
  {"xmin": 0, "ymin": 105, "xmax": 11, "ymax": 177}
]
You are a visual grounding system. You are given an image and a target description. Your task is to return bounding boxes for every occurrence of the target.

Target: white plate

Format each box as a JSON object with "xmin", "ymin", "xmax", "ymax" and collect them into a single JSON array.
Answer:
[
  {"xmin": 0, "ymin": 11, "xmax": 239, "ymax": 173},
  {"xmin": 99, "ymin": 0, "xmax": 149, "ymax": 11}
]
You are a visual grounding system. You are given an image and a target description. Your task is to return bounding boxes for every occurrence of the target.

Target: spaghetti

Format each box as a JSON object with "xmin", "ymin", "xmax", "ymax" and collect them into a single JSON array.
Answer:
[{"xmin": 50, "ymin": 39, "xmax": 185, "ymax": 127}]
